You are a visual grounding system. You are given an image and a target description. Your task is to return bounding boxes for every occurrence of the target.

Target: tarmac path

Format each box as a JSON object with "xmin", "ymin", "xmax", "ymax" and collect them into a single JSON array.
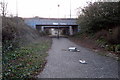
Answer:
[{"xmin": 37, "ymin": 38, "xmax": 118, "ymax": 78}]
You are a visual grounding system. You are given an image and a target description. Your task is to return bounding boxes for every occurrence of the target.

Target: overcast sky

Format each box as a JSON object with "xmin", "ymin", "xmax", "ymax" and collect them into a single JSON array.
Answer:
[{"xmin": 2, "ymin": 0, "xmax": 97, "ymax": 18}]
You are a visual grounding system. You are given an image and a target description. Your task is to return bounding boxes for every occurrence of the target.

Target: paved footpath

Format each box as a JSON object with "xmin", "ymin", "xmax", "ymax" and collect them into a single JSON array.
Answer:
[{"xmin": 37, "ymin": 38, "xmax": 118, "ymax": 78}]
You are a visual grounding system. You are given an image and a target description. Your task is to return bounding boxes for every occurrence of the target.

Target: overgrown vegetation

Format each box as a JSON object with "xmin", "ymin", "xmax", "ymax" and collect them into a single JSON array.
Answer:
[
  {"xmin": 2, "ymin": 17, "xmax": 39, "ymax": 53},
  {"xmin": 77, "ymin": 2, "xmax": 120, "ymax": 33},
  {"xmin": 3, "ymin": 38, "xmax": 51, "ymax": 79},
  {"xmin": 2, "ymin": 17, "xmax": 52, "ymax": 79},
  {"xmin": 76, "ymin": 2, "xmax": 120, "ymax": 54}
]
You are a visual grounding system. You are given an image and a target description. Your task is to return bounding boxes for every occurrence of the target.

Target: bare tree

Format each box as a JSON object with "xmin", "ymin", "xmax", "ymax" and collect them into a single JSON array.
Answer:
[{"xmin": 0, "ymin": 1, "xmax": 7, "ymax": 17}]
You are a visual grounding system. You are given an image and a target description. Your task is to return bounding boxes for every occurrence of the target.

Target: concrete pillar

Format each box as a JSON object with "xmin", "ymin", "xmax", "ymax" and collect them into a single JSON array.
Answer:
[
  {"xmin": 69, "ymin": 26, "xmax": 73, "ymax": 35},
  {"xmin": 41, "ymin": 26, "xmax": 44, "ymax": 31},
  {"xmin": 78, "ymin": 26, "xmax": 80, "ymax": 32}
]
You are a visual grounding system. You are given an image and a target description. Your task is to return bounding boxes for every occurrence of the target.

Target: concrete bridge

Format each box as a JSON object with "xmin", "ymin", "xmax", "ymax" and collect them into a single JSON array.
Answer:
[{"xmin": 24, "ymin": 17, "xmax": 79, "ymax": 35}]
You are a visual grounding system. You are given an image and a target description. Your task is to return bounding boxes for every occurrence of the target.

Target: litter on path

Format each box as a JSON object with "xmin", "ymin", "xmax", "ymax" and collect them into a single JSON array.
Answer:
[
  {"xmin": 79, "ymin": 59, "xmax": 87, "ymax": 64},
  {"xmin": 68, "ymin": 47, "xmax": 80, "ymax": 52}
]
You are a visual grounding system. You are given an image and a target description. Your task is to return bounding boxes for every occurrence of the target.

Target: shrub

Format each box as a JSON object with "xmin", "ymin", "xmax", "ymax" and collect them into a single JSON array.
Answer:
[
  {"xmin": 2, "ymin": 17, "xmax": 40, "ymax": 52},
  {"xmin": 107, "ymin": 27, "xmax": 120, "ymax": 44},
  {"xmin": 2, "ymin": 17, "xmax": 20, "ymax": 52},
  {"xmin": 115, "ymin": 44, "xmax": 120, "ymax": 53},
  {"xmin": 95, "ymin": 29, "xmax": 109, "ymax": 40}
]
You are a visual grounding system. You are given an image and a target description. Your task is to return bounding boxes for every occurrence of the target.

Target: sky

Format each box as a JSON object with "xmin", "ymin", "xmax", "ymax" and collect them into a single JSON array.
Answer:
[{"xmin": 1, "ymin": 0, "xmax": 97, "ymax": 18}]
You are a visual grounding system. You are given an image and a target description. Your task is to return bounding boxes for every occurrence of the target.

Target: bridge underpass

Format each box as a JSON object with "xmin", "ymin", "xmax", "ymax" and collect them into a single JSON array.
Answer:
[{"xmin": 36, "ymin": 24, "xmax": 78, "ymax": 36}]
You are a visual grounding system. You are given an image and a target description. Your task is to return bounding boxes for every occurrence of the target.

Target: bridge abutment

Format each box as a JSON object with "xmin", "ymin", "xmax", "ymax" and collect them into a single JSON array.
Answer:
[
  {"xmin": 41, "ymin": 26, "xmax": 45, "ymax": 32},
  {"xmin": 69, "ymin": 26, "xmax": 73, "ymax": 35}
]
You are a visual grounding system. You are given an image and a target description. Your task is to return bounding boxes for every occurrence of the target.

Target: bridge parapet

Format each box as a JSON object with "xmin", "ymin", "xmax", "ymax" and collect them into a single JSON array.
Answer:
[{"xmin": 24, "ymin": 18, "xmax": 78, "ymax": 28}]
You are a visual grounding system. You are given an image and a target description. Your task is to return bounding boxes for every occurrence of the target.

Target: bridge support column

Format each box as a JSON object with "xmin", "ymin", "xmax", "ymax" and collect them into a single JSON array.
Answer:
[
  {"xmin": 41, "ymin": 26, "xmax": 44, "ymax": 31},
  {"xmin": 78, "ymin": 26, "xmax": 80, "ymax": 32},
  {"xmin": 69, "ymin": 26, "xmax": 73, "ymax": 35}
]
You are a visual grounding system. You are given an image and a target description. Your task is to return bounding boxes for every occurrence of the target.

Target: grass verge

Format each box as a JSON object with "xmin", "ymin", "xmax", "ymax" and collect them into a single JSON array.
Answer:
[{"xmin": 3, "ymin": 38, "xmax": 51, "ymax": 79}]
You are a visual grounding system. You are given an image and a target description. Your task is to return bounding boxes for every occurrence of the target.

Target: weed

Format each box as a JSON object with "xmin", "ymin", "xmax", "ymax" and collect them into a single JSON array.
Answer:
[{"xmin": 3, "ymin": 39, "xmax": 51, "ymax": 79}]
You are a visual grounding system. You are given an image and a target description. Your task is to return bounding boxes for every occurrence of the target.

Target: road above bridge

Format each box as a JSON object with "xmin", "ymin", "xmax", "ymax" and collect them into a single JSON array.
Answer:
[{"xmin": 37, "ymin": 38, "xmax": 118, "ymax": 78}]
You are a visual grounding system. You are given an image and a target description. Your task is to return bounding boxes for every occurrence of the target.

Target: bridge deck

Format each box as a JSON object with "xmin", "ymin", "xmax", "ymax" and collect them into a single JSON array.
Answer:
[{"xmin": 24, "ymin": 17, "xmax": 78, "ymax": 28}]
